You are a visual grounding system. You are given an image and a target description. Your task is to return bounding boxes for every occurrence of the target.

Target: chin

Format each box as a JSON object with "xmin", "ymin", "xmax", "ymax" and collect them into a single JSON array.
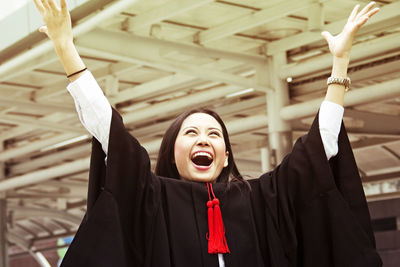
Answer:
[{"xmin": 182, "ymin": 175, "xmax": 217, "ymax": 183}]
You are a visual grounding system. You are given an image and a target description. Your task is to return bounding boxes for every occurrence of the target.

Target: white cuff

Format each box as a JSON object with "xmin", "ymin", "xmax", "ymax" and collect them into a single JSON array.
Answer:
[
  {"xmin": 318, "ymin": 100, "xmax": 344, "ymax": 160},
  {"xmin": 67, "ymin": 71, "xmax": 112, "ymax": 155}
]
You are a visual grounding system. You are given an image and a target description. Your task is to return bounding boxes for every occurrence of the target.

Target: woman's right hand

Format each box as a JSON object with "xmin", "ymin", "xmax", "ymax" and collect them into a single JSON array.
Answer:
[
  {"xmin": 33, "ymin": 0, "xmax": 86, "ymax": 81},
  {"xmin": 33, "ymin": 0, "xmax": 73, "ymax": 45}
]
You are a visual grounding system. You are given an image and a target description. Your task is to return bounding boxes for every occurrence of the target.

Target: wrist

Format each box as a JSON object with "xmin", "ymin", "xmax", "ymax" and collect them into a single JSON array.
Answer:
[
  {"xmin": 332, "ymin": 56, "xmax": 350, "ymax": 78},
  {"xmin": 333, "ymin": 55, "xmax": 350, "ymax": 64},
  {"xmin": 54, "ymin": 38, "xmax": 75, "ymax": 51}
]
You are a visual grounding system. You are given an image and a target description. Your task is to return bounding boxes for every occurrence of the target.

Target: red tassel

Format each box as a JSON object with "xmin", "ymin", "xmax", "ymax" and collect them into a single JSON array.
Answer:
[
  {"xmin": 212, "ymin": 198, "xmax": 230, "ymax": 253},
  {"xmin": 207, "ymin": 200, "xmax": 215, "ymax": 253},
  {"xmin": 206, "ymin": 183, "xmax": 230, "ymax": 254}
]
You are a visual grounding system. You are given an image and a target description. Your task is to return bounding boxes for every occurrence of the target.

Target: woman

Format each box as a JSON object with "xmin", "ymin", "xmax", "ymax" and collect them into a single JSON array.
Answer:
[{"xmin": 33, "ymin": 0, "xmax": 381, "ymax": 266}]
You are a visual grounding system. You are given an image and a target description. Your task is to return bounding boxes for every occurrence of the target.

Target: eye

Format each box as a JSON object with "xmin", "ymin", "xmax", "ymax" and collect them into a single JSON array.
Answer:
[
  {"xmin": 184, "ymin": 129, "xmax": 197, "ymax": 135},
  {"xmin": 209, "ymin": 131, "xmax": 221, "ymax": 137}
]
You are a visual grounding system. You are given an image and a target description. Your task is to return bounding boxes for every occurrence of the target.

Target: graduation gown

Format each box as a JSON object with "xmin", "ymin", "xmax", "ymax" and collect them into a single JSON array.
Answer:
[{"xmin": 61, "ymin": 109, "xmax": 382, "ymax": 267}]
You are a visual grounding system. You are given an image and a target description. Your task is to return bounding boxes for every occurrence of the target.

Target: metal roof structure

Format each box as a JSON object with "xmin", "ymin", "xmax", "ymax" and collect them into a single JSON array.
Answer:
[{"xmin": 0, "ymin": 0, "xmax": 399, "ymax": 264}]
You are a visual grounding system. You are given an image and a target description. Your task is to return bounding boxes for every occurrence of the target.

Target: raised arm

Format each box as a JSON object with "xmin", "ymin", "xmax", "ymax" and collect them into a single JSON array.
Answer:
[
  {"xmin": 322, "ymin": 2, "xmax": 379, "ymax": 106},
  {"xmin": 33, "ymin": 0, "xmax": 86, "ymax": 82},
  {"xmin": 34, "ymin": 0, "xmax": 112, "ymax": 155},
  {"xmin": 317, "ymin": 2, "xmax": 379, "ymax": 159}
]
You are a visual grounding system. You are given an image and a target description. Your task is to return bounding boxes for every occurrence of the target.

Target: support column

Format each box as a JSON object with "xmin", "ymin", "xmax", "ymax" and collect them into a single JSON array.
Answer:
[
  {"xmin": 0, "ymin": 142, "xmax": 9, "ymax": 267},
  {"xmin": 264, "ymin": 52, "xmax": 292, "ymax": 167},
  {"xmin": 260, "ymin": 147, "xmax": 271, "ymax": 173}
]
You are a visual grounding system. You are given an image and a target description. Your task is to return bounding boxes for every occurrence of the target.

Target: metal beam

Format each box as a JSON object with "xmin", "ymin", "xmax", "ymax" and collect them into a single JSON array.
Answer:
[
  {"xmin": 351, "ymin": 137, "xmax": 400, "ymax": 150},
  {"xmin": 307, "ymin": 2, "xmax": 324, "ymax": 32},
  {"xmin": 0, "ymin": 114, "xmax": 86, "ymax": 134},
  {"xmin": 197, "ymin": 0, "xmax": 316, "ymax": 44},
  {"xmin": 0, "ymin": 157, "xmax": 90, "ymax": 192},
  {"xmin": 0, "ymin": 0, "xmax": 141, "ymax": 81},
  {"xmin": 267, "ymin": 1, "xmax": 400, "ymax": 56},
  {"xmin": 0, "ymin": 53, "xmax": 58, "ymax": 83},
  {"xmin": 290, "ymin": 55, "xmax": 400, "ymax": 97},
  {"xmin": 123, "ymin": 84, "xmax": 242, "ymax": 123},
  {"xmin": 6, "ymin": 191, "xmax": 86, "ymax": 199},
  {"xmin": 362, "ymin": 171, "xmax": 400, "ymax": 183},
  {"xmin": 281, "ymin": 32, "xmax": 400, "ymax": 78},
  {"xmin": 96, "ymin": 28, "xmax": 266, "ymax": 65},
  {"xmin": 344, "ymin": 109, "xmax": 400, "ymax": 136},
  {"xmin": 367, "ymin": 191, "xmax": 400, "ymax": 202},
  {"xmin": 81, "ymin": 28, "xmax": 265, "ymax": 65},
  {"xmin": 280, "ymin": 77, "xmax": 400, "ymax": 121},
  {"xmin": 7, "ymin": 231, "xmax": 32, "ymax": 251},
  {"xmin": 78, "ymin": 42, "xmax": 270, "ymax": 92},
  {"xmin": 109, "ymin": 73, "xmax": 195, "ymax": 105},
  {"xmin": 9, "ymin": 206, "xmax": 82, "ymax": 225},
  {"xmin": 126, "ymin": 0, "xmax": 214, "ymax": 32},
  {"xmin": 75, "ymin": 29, "xmax": 270, "ymax": 91},
  {"xmin": 34, "ymin": 61, "xmax": 135, "ymax": 101},
  {"xmin": 0, "ymin": 133, "xmax": 78, "ymax": 161},
  {"xmin": 292, "ymin": 109, "xmax": 400, "ymax": 136},
  {"xmin": 9, "ymin": 144, "xmax": 91, "ymax": 176},
  {"xmin": 7, "ymin": 231, "xmax": 51, "ymax": 267},
  {"xmin": 0, "ymin": 97, "xmax": 74, "ymax": 114}
]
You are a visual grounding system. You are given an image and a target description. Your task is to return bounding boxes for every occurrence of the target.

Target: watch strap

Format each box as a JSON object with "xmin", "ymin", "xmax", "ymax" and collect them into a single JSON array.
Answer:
[{"xmin": 327, "ymin": 76, "xmax": 351, "ymax": 91}]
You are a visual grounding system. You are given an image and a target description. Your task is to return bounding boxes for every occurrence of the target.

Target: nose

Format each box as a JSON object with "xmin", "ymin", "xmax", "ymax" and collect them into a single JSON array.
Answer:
[{"xmin": 196, "ymin": 134, "xmax": 209, "ymax": 146}]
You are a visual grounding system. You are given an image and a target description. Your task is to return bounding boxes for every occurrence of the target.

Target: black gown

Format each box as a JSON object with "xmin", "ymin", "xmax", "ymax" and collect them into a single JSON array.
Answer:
[{"xmin": 61, "ymin": 109, "xmax": 382, "ymax": 267}]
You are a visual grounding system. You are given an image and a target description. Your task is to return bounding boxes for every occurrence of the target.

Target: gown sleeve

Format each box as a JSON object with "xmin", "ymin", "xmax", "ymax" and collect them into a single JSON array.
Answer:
[
  {"xmin": 258, "ymin": 113, "xmax": 382, "ymax": 267},
  {"xmin": 61, "ymin": 108, "xmax": 160, "ymax": 267},
  {"xmin": 67, "ymin": 70, "xmax": 112, "ymax": 155}
]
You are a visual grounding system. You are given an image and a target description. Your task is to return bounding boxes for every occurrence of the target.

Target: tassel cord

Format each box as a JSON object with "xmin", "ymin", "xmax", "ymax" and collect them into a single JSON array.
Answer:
[{"xmin": 206, "ymin": 183, "xmax": 230, "ymax": 254}]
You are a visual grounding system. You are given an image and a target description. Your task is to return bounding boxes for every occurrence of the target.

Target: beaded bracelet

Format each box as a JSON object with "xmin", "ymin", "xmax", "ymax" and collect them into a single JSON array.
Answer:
[{"xmin": 67, "ymin": 67, "xmax": 87, "ymax": 78}]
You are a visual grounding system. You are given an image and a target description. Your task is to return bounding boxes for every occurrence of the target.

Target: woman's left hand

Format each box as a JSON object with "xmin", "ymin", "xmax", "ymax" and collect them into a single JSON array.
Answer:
[{"xmin": 321, "ymin": 2, "xmax": 379, "ymax": 59}]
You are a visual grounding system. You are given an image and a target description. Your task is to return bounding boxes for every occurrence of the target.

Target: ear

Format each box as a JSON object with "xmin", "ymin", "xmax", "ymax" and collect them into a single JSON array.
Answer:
[{"xmin": 224, "ymin": 151, "xmax": 229, "ymax": 167}]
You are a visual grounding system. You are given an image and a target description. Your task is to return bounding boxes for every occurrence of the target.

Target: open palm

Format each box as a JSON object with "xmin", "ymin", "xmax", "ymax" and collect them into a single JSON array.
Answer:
[
  {"xmin": 33, "ymin": 0, "xmax": 72, "ymax": 43},
  {"xmin": 322, "ymin": 2, "xmax": 379, "ymax": 58}
]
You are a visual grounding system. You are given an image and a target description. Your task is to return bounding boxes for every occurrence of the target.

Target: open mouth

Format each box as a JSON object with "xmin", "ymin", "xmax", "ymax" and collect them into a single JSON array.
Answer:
[{"xmin": 191, "ymin": 151, "xmax": 213, "ymax": 167}]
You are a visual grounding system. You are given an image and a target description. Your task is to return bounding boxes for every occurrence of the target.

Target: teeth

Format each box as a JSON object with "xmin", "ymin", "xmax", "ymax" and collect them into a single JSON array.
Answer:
[{"xmin": 192, "ymin": 152, "xmax": 212, "ymax": 159}]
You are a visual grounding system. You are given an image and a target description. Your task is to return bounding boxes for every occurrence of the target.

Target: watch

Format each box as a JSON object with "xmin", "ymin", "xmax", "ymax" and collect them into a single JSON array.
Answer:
[{"xmin": 327, "ymin": 76, "xmax": 351, "ymax": 91}]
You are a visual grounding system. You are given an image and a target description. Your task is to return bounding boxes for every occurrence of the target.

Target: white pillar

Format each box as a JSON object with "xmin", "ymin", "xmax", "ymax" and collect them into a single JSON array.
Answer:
[
  {"xmin": 260, "ymin": 147, "xmax": 271, "ymax": 173},
  {"xmin": 0, "ymin": 142, "xmax": 8, "ymax": 267},
  {"xmin": 265, "ymin": 52, "xmax": 292, "ymax": 167}
]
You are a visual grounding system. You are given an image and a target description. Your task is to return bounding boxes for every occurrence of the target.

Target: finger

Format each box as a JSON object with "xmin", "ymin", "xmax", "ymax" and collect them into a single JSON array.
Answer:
[
  {"xmin": 60, "ymin": 0, "xmax": 70, "ymax": 16},
  {"xmin": 60, "ymin": 0, "xmax": 68, "ymax": 12},
  {"xmin": 356, "ymin": 2, "xmax": 376, "ymax": 20},
  {"xmin": 41, "ymin": 0, "xmax": 51, "ymax": 10},
  {"xmin": 39, "ymin": 26, "xmax": 49, "ymax": 35},
  {"xmin": 33, "ymin": 0, "xmax": 45, "ymax": 13},
  {"xmin": 366, "ymin": 7, "xmax": 380, "ymax": 18},
  {"xmin": 356, "ymin": 7, "xmax": 379, "ymax": 27},
  {"xmin": 321, "ymin": 31, "xmax": 333, "ymax": 44},
  {"xmin": 348, "ymin": 4, "xmax": 360, "ymax": 22},
  {"xmin": 47, "ymin": 0, "xmax": 59, "ymax": 11},
  {"xmin": 356, "ymin": 16, "xmax": 369, "ymax": 28}
]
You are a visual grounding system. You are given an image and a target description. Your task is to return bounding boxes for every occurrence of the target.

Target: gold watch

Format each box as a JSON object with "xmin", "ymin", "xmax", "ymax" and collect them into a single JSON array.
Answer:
[{"xmin": 327, "ymin": 77, "xmax": 351, "ymax": 91}]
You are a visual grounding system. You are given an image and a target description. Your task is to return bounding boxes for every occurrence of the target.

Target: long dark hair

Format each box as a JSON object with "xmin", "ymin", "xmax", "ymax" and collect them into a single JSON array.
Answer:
[{"xmin": 155, "ymin": 108, "xmax": 248, "ymax": 186}]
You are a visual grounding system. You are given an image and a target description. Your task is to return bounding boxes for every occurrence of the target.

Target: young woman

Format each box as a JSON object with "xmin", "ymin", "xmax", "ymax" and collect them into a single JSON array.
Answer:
[{"xmin": 33, "ymin": 0, "xmax": 381, "ymax": 266}]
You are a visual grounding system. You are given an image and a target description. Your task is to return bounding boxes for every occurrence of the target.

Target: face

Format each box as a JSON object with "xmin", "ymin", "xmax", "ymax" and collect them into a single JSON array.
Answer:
[{"xmin": 174, "ymin": 113, "xmax": 229, "ymax": 182}]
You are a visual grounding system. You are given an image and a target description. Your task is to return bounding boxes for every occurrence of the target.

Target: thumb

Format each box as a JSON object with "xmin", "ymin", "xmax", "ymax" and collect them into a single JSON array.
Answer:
[
  {"xmin": 321, "ymin": 31, "xmax": 333, "ymax": 44},
  {"xmin": 39, "ymin": 26, "xmax": 49, "ymax": 36}
]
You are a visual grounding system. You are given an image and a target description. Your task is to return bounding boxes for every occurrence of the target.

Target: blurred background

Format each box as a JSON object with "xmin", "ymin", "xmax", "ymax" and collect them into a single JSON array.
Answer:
[{"xmin": 0, "ymin": 0, "xmax": 399, "ymax": 266}]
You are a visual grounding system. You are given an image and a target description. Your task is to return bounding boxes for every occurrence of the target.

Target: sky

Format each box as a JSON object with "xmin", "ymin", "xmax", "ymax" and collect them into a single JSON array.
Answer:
[{"xmin": 0, "ymin": 0, "xmax": 30, "ymax": 20}]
